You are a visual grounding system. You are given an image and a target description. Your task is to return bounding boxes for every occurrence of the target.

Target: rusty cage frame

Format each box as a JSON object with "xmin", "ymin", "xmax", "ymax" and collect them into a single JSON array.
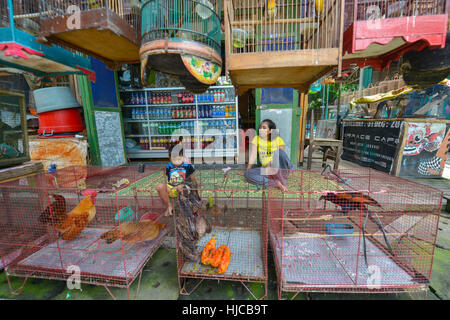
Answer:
[
  {"xmin": 268, "ymin": 168, "xmax": 442, "ymax": 299},
  {"xmin": 0, "ymin": 165, "xmax": 168, "ymax": 299}
]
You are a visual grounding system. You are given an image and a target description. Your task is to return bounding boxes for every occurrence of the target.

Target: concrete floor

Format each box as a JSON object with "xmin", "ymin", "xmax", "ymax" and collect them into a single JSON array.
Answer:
[{"xmin": 0, "ymin": 152, "xmax": 448, "ymax": 300}]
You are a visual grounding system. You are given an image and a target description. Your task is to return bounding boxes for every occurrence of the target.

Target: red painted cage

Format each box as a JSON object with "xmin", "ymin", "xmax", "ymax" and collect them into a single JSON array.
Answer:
[
  {"xmin": 0, "ymin": 165, "xmax": 168, "ymax": 299},
  {"xmin": 268, "ymin": 168, "xmax": 442, "ymax": 299}
]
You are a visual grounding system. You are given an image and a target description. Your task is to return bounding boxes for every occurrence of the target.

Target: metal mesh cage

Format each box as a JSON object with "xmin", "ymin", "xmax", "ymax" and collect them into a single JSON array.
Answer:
[
  {"xmin": 268, "ymin": 168, "xmax": 442, "ymax": 298},
  {"xmin": 0, "ymin": 166, "xmax": 168, "ymax": 298},
  {"xmin": 146, "ymin": 167, "xmax": 269, "ymax": 299}
]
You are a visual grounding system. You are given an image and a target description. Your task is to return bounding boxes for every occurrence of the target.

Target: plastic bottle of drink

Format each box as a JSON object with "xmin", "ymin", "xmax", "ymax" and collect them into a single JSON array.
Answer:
[{"xmin": 130, "ymin": 92, "xmax": 134, "ymax": 105}]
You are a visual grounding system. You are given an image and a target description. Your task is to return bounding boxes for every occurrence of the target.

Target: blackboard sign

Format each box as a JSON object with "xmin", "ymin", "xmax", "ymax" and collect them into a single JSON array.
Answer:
[
  {"xmin": 342, "ymin": 120, "xmax": 403, "ymax": 173},
  {"xmin": 94, "ymin": 110, "xmax": 126, "ymax": 166}
]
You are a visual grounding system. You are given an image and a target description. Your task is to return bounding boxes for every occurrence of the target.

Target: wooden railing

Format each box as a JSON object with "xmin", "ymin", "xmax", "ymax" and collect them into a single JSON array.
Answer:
[
  {"xmin": 344, "ymin": 0, "xmax": 448, "ymax": 32},
  {"xmin": 9, "ymin": 0, "xmax": 141, "ymax": 34}
]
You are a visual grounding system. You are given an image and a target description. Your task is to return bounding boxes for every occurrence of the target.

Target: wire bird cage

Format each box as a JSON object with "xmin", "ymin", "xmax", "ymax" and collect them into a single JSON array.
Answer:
[
  {"xmin": 0, "ymin": 0, "xmax": 94, "ymax": 80},
  {"xmin": 140, "ymin": 0, "xmax": 223, "ymax": 94},
  {"xmin": 33, "ymin": 0, "xmax": 141, "ymax": 69},
  {"xmin": 341, "ymin": 0, "xmax": 448, "ymax": 71},
  {"xmin": 133, "ymin": 167, "xmax": 268, "ymax": 299},
  {"xmin": 0, "ymin": 166, "xmax": 168, "ymax": 299},
  {"xmin": 224, "ymin": 0, "xmax": 344, "ymax": 94},
  {"xmin": 268, "ymin": 168, "xmax": 442, "ymax": 299}
]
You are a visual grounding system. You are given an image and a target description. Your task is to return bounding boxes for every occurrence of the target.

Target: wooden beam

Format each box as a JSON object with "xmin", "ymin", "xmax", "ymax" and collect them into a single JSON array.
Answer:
[{"xmin": 227, "ymin": 48, "xmax": 339, "ymax": 70}]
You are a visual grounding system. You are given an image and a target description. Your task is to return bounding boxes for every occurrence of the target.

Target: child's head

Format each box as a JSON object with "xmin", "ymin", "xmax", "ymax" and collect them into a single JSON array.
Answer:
[
  {"xmin": 259, "ymin": 119, "xmax": 277, "ymax": 140},
  {"xmin": 168, "ymin": 143, "xmax": 184, "ymax": 166}
]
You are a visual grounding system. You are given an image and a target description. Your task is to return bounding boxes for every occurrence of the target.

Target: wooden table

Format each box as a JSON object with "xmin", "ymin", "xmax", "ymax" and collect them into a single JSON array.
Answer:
[{"xmin": 304, "ymin": 137, "xmax": 343, "ymax": 170}]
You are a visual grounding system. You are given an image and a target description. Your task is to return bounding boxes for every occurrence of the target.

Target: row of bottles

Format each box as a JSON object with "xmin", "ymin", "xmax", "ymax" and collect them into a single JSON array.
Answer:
[
  {"xmin": 198, "ymin": 105, "xmax": 237, "ymax": 118},
  {"xmin": 124, "ymin": 89, "xmax": 235, "ymax": 106},
  {"xmin": 155, "ymin": 122, "xmax": 195, "ymax": 135},
  {"xmin": 132, "ymin": 136, "xmax": 238, "ymax": 151},
  {"xmin": 150, "ymin": 137, "xmax": 236, "ymax": 150},
  {"xmin": 130, "ymin": 105, "xmax": 236, "ymax": 120}
]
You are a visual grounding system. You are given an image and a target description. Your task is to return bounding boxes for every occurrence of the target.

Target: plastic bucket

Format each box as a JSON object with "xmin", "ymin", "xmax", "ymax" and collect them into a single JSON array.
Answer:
[
  {"xmin": 37, "ymin": 107, "xmax": 85, "ymax": 136},
  {"xmin": 33, "ymin": 87, "xmax": 81, "ymax": 114}
]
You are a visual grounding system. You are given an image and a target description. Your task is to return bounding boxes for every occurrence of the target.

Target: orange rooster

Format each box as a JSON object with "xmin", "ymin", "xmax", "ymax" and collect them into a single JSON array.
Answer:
[
  {"xmin": 100, "ymin": 220, "xmax": 166, "ymax": 244},
  {"xmin": 55, "ymin": 190, "xmax": 97, "ymax": 241},
  {"xmin": 38, "ymin": 194, "xmax": 67, "ymax": 226}
]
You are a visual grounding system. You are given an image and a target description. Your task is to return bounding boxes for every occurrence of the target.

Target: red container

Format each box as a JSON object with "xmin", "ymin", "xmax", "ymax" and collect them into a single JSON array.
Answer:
[{"xmin": 38, "ymin": 107, "xmax": 85, "ymax": 137}]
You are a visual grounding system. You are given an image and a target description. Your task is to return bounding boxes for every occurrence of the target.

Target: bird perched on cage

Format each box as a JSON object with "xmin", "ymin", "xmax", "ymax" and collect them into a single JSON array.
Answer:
[
  {"xmin": 54, "ymin": 190, "xmax": 97, "ymax": 241},
  {"xmin": 315, "ymin": 0, "xmax": 324, "ymax": 15},
  {"xmin": 265, "ymin": 0, "xmax": 277, "ymax": 19},
  {"xmin": 38, "ymin": 194, "xmax": 67, "ymax": 226},
  {"xmin": 100, "ymin": 220, "xmax": 166, "ymax": 244},
  {"xmin": 320, "ymin": 191, "xmax": 393, "ymax": 265}
]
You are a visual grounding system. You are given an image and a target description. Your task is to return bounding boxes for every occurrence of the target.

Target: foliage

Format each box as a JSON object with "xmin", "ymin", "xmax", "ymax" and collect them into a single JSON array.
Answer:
[{"xmin": 308, "ymin": 83, "xmax": 359, "ymax": 110}]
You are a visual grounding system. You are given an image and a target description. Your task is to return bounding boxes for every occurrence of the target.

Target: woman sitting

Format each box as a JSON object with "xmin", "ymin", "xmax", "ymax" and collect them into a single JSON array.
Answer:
[{"xmin": 244, "ymin": 119, "xmax": 293, "ymax": 192}]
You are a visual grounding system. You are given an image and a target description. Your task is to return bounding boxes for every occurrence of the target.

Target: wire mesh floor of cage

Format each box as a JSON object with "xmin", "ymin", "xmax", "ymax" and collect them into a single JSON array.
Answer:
[
  {"xmin": 7, "ymin": 226, "xmax": 169, "ymax": 288},
  {"xmin": 180, "ymin": 227, "xmax": 265, "ymax": 280},
  {"xmin": 270, "ymin": 230, "xmax": 420, "ymax": 291}
]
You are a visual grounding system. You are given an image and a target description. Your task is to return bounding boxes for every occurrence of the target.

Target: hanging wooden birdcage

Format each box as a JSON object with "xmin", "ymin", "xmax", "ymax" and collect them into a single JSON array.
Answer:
[
  {"xmin": 140, "ymin": 0, "xmax": 222, "ymax": 93},
  {"xmin": 0, "ymin": 0, "xmax": 94, "ymax": 81},
  {"xmin": 35, "ymin": 0, "xmax": 142, "ymax": 70}
]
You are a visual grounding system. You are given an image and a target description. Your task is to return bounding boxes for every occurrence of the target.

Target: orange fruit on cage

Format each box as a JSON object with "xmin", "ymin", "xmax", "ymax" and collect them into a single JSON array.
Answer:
[
  {"xmin": 201, "ymin": 238, "xmax": 231, "ymax": 274},
  {"xmin": 201, "ymin": 237, "xmax": 216, "ymax": 265},
  {"xmin": 217, "ymin": 246, "xmax": 231, "ymax": 274}
]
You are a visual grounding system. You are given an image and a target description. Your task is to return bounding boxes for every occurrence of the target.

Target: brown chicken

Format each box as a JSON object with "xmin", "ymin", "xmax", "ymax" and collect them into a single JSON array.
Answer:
[
  {"xmin": 38, "ymin": 194, "xmax": 67, "ymax": 226},
  {"xmin": 55, "ymin": 190, "xmax": 97, "ymax": 241},
  {"xmin": 100, "ymin": 220, "xmax": 166, "ymax": 244}
]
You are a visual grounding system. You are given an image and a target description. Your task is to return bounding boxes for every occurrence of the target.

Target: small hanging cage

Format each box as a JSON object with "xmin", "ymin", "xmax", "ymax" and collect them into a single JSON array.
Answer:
[{"xmin": 140, "ymin": 0, "xmax": 222, "ymax": 93}]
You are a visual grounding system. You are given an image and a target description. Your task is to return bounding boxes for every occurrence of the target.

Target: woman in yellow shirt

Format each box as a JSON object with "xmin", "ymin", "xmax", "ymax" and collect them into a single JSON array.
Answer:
[{"xmin": 244, "ymin": 119, "xmax": 293, "ymax": 191}]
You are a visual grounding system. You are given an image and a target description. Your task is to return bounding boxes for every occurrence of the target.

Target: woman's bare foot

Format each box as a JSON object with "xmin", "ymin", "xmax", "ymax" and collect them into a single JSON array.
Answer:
[
  {"xmin": 276, "ymin": 181, "xmax": 288, "ymax": 192},
  {"xmin": 164, "ymin": 207, "xmax": 173, "ymax": 217}
]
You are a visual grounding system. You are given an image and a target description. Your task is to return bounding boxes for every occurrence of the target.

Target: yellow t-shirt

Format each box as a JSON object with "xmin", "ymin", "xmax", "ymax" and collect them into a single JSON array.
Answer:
[{"xmin": 251, "ymin": 136, "xmax": 285, "ymax": 167}]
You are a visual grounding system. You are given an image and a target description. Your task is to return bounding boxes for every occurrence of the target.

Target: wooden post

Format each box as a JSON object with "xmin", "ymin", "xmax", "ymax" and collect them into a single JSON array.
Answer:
[
  {"xmin": 337, "ymin": 82, "xmax": 342, "ymax": 139},
  {"xmin": 298, "ymin": 92, "xmax": 308, "ymax": 166}
]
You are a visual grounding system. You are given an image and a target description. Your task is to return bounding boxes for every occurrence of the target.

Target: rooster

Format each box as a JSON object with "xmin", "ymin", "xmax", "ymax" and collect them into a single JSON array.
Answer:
[
  {"xmin": 320, "ymin": 191, "xmax": 393, "ymax": 266},
  {"xmin": 54, "ymin": 190, "xmax": 97, "ymax": 241},
  {"xmin": 38, "ymin": 194, "xmax": 67, "ymax": 226},
  {"xmin": 100, "ymin": 220, "xmax": 166, "ymax": 244},
  {"xmin": 319, "ymin": 192, "xmax": 381, "ymax": 215}
]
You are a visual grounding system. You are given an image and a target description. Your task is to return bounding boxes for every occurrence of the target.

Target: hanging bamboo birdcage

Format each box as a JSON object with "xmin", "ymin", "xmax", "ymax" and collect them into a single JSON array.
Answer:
[{"xmin": 140, "ymin": 0, "xmax": 222, "ymax": 93}]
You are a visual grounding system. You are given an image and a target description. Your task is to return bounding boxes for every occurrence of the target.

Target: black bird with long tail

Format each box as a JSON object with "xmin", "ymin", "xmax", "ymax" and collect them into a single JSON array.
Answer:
[{"xmin": 320, "ymin": 191, "xmax": 393, "ymax": 266}]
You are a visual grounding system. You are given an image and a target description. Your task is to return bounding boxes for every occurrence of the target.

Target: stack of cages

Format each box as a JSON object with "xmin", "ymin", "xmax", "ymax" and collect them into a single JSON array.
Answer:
[
  {"xmin": 165, "ymin": 167, "xmax": 269, "ymax": 300},
  {"xmin": 268, "ymin": 168, "xmax": 442, "ymax": 299},
  {"xmin": 0, "ymin": 165, "xmax": 168, "ymax": 299}
]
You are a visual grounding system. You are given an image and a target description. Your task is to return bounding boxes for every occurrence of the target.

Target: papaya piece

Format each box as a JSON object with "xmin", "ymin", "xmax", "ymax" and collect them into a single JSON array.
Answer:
[
  {"xmin": 209, "ymin": 245, "xmax": 227, "ymax": 268},
  {"xmin": 201, "ymin": 237, "xmax": 216, "ymax": 265},
  {"xmin": 218, "ymin": 245, "xmax": 231, "ymax": 274}
]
